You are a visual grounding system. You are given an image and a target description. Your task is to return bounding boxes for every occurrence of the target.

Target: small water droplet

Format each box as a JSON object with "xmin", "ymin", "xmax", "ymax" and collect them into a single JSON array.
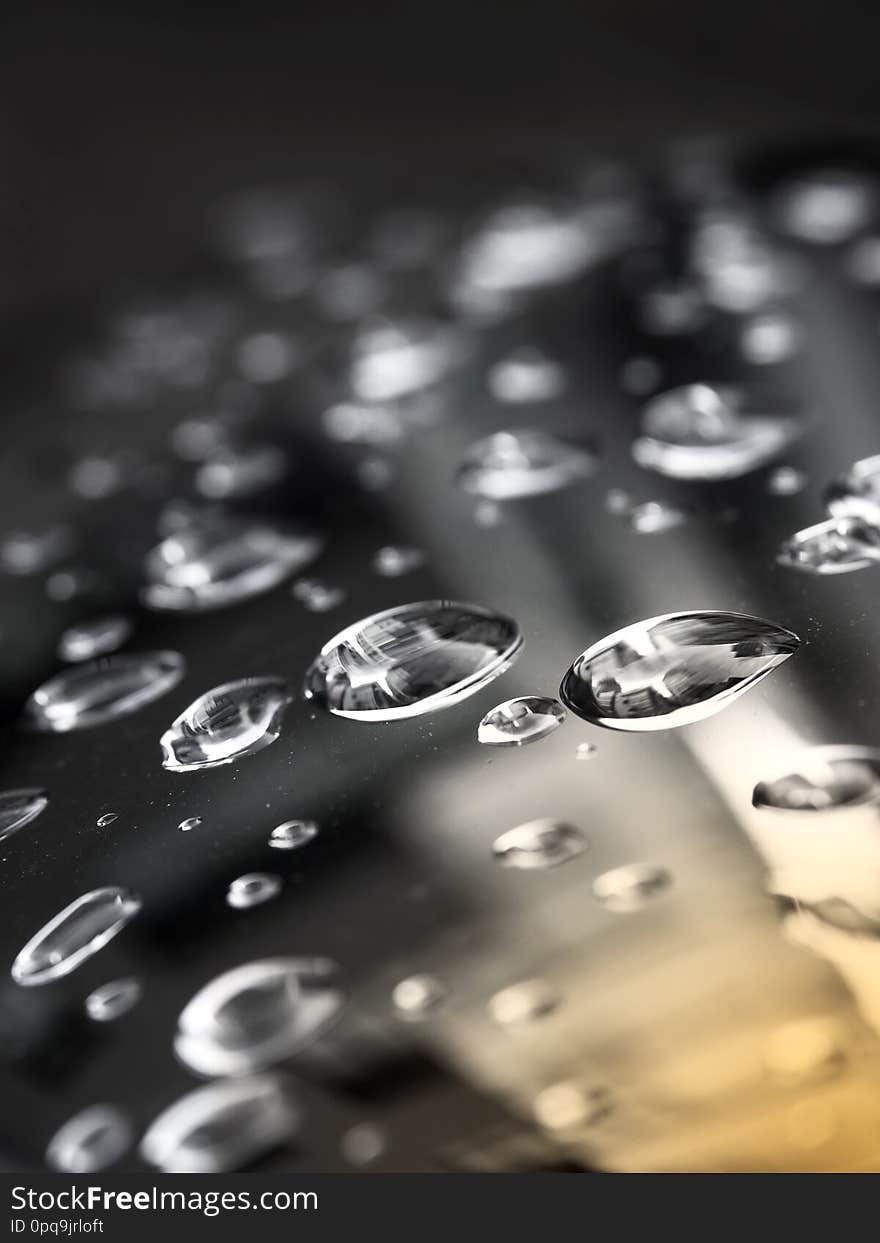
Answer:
[
  {"xmin": 45, "ymin": 566, "xmax": 104, "ymax": 603},
  {"xmin": 160, "ymin": 677, "xmax": 292, "ymax": 772},
  {"xmin": 604, "ymin": 488, "xmax": 633, "ymax": 515},
  {"xmin": 58, "ymin": 614, "xmax": 132, "ymax": 663},
  {"xmin": 629, "ymin": 500, "xmax": 688, "ymax": 534},
  {"xmin": 477, "ymin": 696, "xmax": 565, "ymax": 747},
  {"xmin": 0, "ymin": 789, "xmax": 48, "ymax": 843},
  {"xmin": 637, "ymin": 280, "xmax": 706, "ymax": 336},
  {"xmin": 140, "ymin": 1075, "xmax": 300, "ymax": 1173},
  {"xmin": 592, "ymin": 863, "xmax": 672, "ymax": 911},
  {"xmin": 226, "ymin": 873, "xmax": 282, "ymax": 909},
  {"xmin": 560, "ymin": 611, "xmax": 799, "ymax": 731},
  {"xmin": 371, "ymin": 545, "xmax": 425, "ymax": 577},
  {"xmin": 619, "ymin": 356, "xmax": 662, "ymax": 396},
  {"xmin": 392, "ymin": 973, "xmax": 447, "ymax": 1019},
  {"xmin": 96, "ymin": 812, "xmax": 118, "ymax": 828},
  {"xmin": 487, "ymin": 348, "xmax": 568, "ymax": 404},
  {"xmin": 269, "ymin": 820, "xmax": 318, "ymax": 850},
  {"xmin": 174, "ymin": 958, "xmax": 343, "ymax": 1075},
  {"xmin": 350, "ymin": 317, "xmax": 463, "ymax": 402},
  {"xmin": 179, "ymin": 816, "xmax": 202, "ymax": 832},
  {"xmin": 304, "ymin": 600, "xmax": 522, "ymax": 721},
  {"xmin": 824, "ymin": 453, "xmax": 880, "ymax": 525},
  {"xmin": 291, "ymin": 578, "xmax": 346, "ymax": 612},
  {"xmin": 487, "ymin": 979, "xmax": 559, "ymax": 1026},
  {"xmin": 12, "ymin": 887, "xmax": 142, "ymax": 986},
  {"xmin": 753, "ymin": 746, "xmax": 880, "ymax": 812},
  {"xmin": 774, "ymin": 169, "xmax": 875, "ymax": 244},
  {"xmin": 533, "ymin": 1083, "xmax": 610, "ymax": 1131},
  {"xmin": 170, "ymin": 417, "xmax": 228, "ymax": 462},
  {"xmin": 457, "ymin": 430, "xmax": 597, "ymax": 500},
  {"xmin": 85, "ymin": 977, "xmax": 142, "ymax": 1022},
  {"xmin": 740, "ymin": 312, "xmax": 802, "ymax": 366},
  {"xmin": 24, "ymin": 651, "xmax": 185, "ymax": 732},
  {"xmin": 492, "ymin": 820, "xmax": 587, "ymax": 870},
  {"xmin": 767, "ymin": 465, "xmax": 807, "ymax": 496},
  {"xmin": 236, "ymin": 332, "xmax": 298, "ymax": 384},
  {"xmin": 47, "ymin": 1105, "xmax": 133, "ymax": 1172},
  {"xmin": 575, "ymin": 742, "xmax": 597, "ymax": 760},
  {"xmin": 340, "ymin": 1122, "xmax": 386, "ymax": 1166},
  {"xmin": 777, "ymin": 516, "xmax": 880, "ymax": 574},
  {"xmin": 691, "ymin": 210, "xmax": 792, "ymax": 313},
  {"xmin": 321, "ymin": 402, "xmax": 403, "ymax": 446},
  {"xmin": 69, "ymin": 455, "xmax": 124, "ymax": 500},
  {"xmin": 0, "ymin": 526, "xmax": 75, "ymax": 575},
  {"xmin": 356, "ymin": 455, "xmax": 395, "ymax": 492},
  {"xmin": 474, "ymin": 500, "xmax": 502, "ymax": 527}
]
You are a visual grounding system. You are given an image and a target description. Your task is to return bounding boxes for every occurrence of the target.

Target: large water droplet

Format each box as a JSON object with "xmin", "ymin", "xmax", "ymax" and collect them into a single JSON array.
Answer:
[
  {"xmin": 487, "ymin": 979, "xmax": 559, "ymax": 1026},
  {"xmin": 57, "ymin": 615, "xmax": 132, "ymax": 663},
  {"xmin": 391, "ymin": 974, "xmax": 447, "ymax": 1019},
  {"xmin": 632, "ymin": 384, "xmax": 800, "ymax": 480},
  {"xmin": 160, "ymin": 677, "xmax": 292, "ymax": 772},
  {"xmin": 140, "ymin": 1075, "xmax": 300, "ymax": 1173},
  {"xmin": 824, "ymin": 454, "xmax": 880, "ymax": 525},
  {"xmin": 12, "ymin": 887, "xmax": 142, "ymax": 986},
  {"xmin": 592, "ymin": 863, "xmax": 673, "ymax": 911},
  {"xmin": 777, "ymin": 516, "xmax": 880, "ymax": 574},
  {"xmin": 0, "ymin": 789, "xmax": 48, "ymax": 843},
  {"xmin": 477, "ymin": 696, "xmax": 565, "ymax": 747},
  {"xmin": 226, "ymin": 873, "xmax": 282, "ymax": 910},
  {"xmin": 24, "ymin": 652, "xmax": 185, "ymax": 732},
  {"xmin": 457, "ymin": 430, "xmax": 597, "ymax": 500},
  {"xmin": 47, "ymin": 1105, "xmax": 133, "ymax": 1173},
  {"xmin": 487, "ymin": 348, "xmax": 568, "ymax": 403},
  {"xmin": 85, "ymin": 977, "xmax": 142, "ymax": 1022},
  {"xmin": 142, "ymin": 515, "xmax": 322, "ymax": 612},
  {"xmin": 269, "ymin": 820, "xmax": 318, "ymax": 850},
  {"xmin": 304, "ymin": 601, "xmax": 522, "ymax": 721},
  {"xmin": 753, "ymin": 746, "xmax": 880, "ymax": 812},
  {"xmin": 492, "ymin": 820, "xmax": 588, "ymax": 869},
  {"xmin": 560, "ymin": 611, "xmax": 799, "ymax": 731},
  {"xmin": 174, "ymin": 958, "xmax": 343, "ymax": 1075}
]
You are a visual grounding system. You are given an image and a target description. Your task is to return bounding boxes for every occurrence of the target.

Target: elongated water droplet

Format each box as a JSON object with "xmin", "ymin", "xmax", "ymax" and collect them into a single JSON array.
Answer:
[
  {"xmin": 477, "ymin": 696, "xmax": 565, "ymax": 747},
  {"xmin": 24, "ymin": 652, "xmax": 185, "ymax": 732},
  {"xmin": 304, "ymin": 601, "xmax": 522, "ymax": 721},
  {"xmin": 12, "ymin": 887, "xmax": 142, "ymax": 986},
  {"xmin": 174, "ymin": 958, "xmax": 343, "ymax": 1075},
  {"xmin": 85, "ymin": 977, "xmax": 142, "ymax": 1022},
  {"xmin": 632, "ymin": 384, "xmax": 800, "ymax": 480},
  {"xmin": 350, "ymin": 317, "xmax": 463, "ymax": 402},
  {"xmin": 560, "ymin": 611, "xmax": 799, "ymax": 731},
  {"xmin": 777, "ymin": 516, "xmax": 880, "ymax": 574},
  {"xmin": 47, "ymin": 1105, "xmax": 133, "ymax": 1172},
  {"xmin": 141, "ymin": 1075, "xmax": 300, "ymax": 1173},
  {"xmin": 178, "ymin": 816, "xmax": 202, "ymax": 832},
  {"xmin": 160, "ymin": 677, "xmax": 292, "ymax": 772},
  {"xmin": 392, "ymin": 974, "xmax": 447, "ymax": 1020},
  {"xmin": 291, "ymin": 578, "xmax": 346, "ymax": 612},
  {"xmin": 824, "ymin": 454, "xmax": 880, "ymax": 525},
  {"xmin": 0, "ymin": 789, "xmax": 48, "ymax": 843},
  {"xmin": 57, "ymin": 615, "xmax": 132, "ymax": 663},
  {"xmin": 226, "ymin": 873, "xmax": 282, "ymax": 909},
  {"xmin": 96, "ymin": 812, "xmax": 118, "ymax": 828},
  {"xmin": 492, "ymin": 820, "xmax": 587, "ymax": 869},
  {"xmin": 592, "ymin": 863, "xmax": 672, "ymax": 911},
  {"xmin": 269, "ymin": 820, "xmax": 318, "ymax": 850},
  {"xmin": 487, "ymin": 348, "xmax": 567, "ymax": 403},
  {"xmin": 457, "ymin": 430, "xmax": 597, "ymax": 500},
  {"xmin": 142, "ymin": 515, "xmax": 322, "ymax": 612},
  {"xmin": 629, "ymin": 500, "xmax": 688, "ymax": 534},
  {"xmin": 371, "ymin": 545, "xmax": 425, "ymax": 577},
  {"xmin": 487, "ymin": 979, "xmax": 559, "ymax": 1026},
  {"xmin": 753, "ymin": 746, "xmax": 880, "ymax": 812},
  {"xmin": 457, "ymin": 201, "xmax": 595, "ymax": 295}
]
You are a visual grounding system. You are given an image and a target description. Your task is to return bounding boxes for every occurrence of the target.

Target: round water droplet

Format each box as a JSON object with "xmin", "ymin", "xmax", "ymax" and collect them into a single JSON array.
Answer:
[
  {"xmin": 291, "ymin": 578, "xmax": 346, "ymax": 612},
  {"xmin": 487, "ymin": 979, "xmax": 559, "ymax": 1026},
  {"xmin": 57, "ymin": 615, "xmax": 132, "ymax": 663},
  {"xmin": 560, "ymin": 611, "xmax": 799, "ymax": 731},
  {"xmin": 47, "ymin": 1105, "xmax": 133, "ymax": 1173},
  {"xmin": 0, "ymin": 788, "xmax": 48, "ymax": 843},
  {"xmin": 457, "ymin": 430, "xmax": 597, "ymax": 500},
  {"xmin": 85, "ymin": 977, "xmax": 142, "ymax": 1022},
  {"xmin": 179, "ymin": 816, "xmax": 202, "ymax": 832},
  {"xmin": 142, "ymin": 515, "xmax": 322, "ymax": 612},
  {"xmin": 69, "ymin": 455, "xmax": 123, "ymax": 500},
  {"xmin": 304, "ymin": 600, "xmax": 522, "ymax": 721},
  {"xmin": 633, "ymin": 384, "xmax": 801, "ymax": 481},
  {"xmin": 141, "ymin": 1075, "xmax": 300, "ymax": 1173},
  {"xmin": 371, "ymin": 545, "xmax": 425, "ymax": 577},
  {"xmin": 391, "ymin": 974, "xmax": 447, "ymax": 1020},
  {"xmin": 740, "ymin": 312, "xmax": 802, "ymax": 366},
  {"xmin": 774, "ymin": 169, "xmax": 875, "ymax": 245},
  {"xmin": 753, "ymin": 746, "xmax": 880, "ymax": 812},
  {"xmin": 170, "ymin": 417, "xmax": 228, "ymax": 462},
  {"xmin": 487, "ymin": 348, "xmax": 567, "ymax": 404},
  {"xmin": 766, "ymin": 465, "xmax": 807, "ymax": 496},
  {"xmin": 592, "ymin": 863, "xmax": 672, "ymax": 912},
  {"xmin": 269, "ymin": 820, "xmax": 318, "ymax": 850},
  {"xmin": 350, "ymin": 317, "xmax": 463, "ymax": 402},
  {"xmin": 477, "ymin": 696, "xmax": 565, "ymax": 747},
  {"xmin": 160, "ymin": 677, "xmax": 292, "ymax": 772},
  {"xmin": 174, "ymin": 958, "xmax": 343, "ymax": 1075},
  {"xmin": 824, "ymin": 453, "xmax": 880, "ymax": 525},
  {"xmin": 629, "ymin": 501, "xmax": 688, "ymax": 534},
  {"xmin": 45, "ymin": 566, "xmax": 104, "ymax": 603},
  {"xmin": 226, "ymin": 873, "xmax": 282, "ymax": 910},
  {"xmin": 340, "ymin": 1122, "xmax": 386, "ymax": 1166},
  {"xmin": 356, "ymin": 455, "xmax": 395, "ymax": 492},
  {"xmin": 24, "ymin": 651, "xmax": 185, "ymax": 732},
  {"xmin": 492, "ymin": 820, "xmax": 587, "ymax": 870},
  {"xmin": 96, "ymin": 812, "xmax": 118, "ymax": 828},
  {"xmin": 12, "ymin": 887, "xmax": 142, "ymax": 986},
  {"xmin": 777, "ymin": 516, "xmax": 880, "ymax": 574},
  {"xmin": 236, "ymin": 332, "xmax": 298, "ymax": 384},
  {"xmin": 604, "ymin": 488, "xmax": 633, "ymax": 516},
  {"xmin": 533, "ymin": 1083, "xmax": 610, "ymax": 1131}
]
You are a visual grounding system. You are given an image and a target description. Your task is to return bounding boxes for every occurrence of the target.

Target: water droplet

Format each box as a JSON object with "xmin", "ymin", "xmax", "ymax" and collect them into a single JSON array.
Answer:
[
  {"xmin": 690, "ymin": 210, "xmax": 794, "ymax": 313},
  {"xmin": 458, "ymin": 201, "xmax": 594, "ymax": 294},
  {"xmin": 474, "ymin": 500, "xmax": 502, "ymax": 527},
  {"xmin": 316, "ymin": 261, "xmax": 386, "ymax": 321},
  {"xmin": 69, "ymin": 455, "xmax": 123, "ymax": 500},
  {"xmin": 633, "ymin": 384, "xmax": 800, "ymax": 480},
  {"xmin": 0, "ymin": 789, "xmax": 48, "ymax": 843},
  {"xmin": 740, "ymin": 312, "xmax": 802, "ymax": 365},
  {"xmin": 487, "ymin": 348, "xmax": 567, "ymax": 404},
  {"xmin": 269, "ymin": 820, "xmax": 318, "ymax": 850},
  {"xmin": 619, "ymin": 356, "xmax": 662, "ymax": 396},
  {"xmin": 85, "ymin": 977, "xmax": 142, "ymax": 1022},
  {"xmin": 777, "ymin": 516, "xmax": 880, "ymax": 574},
  {"xmin": 174, "ymin": 958, "xmax": 343, "ymax": 1075},
  {"xmin": 195, "ymin": 443, "xmax": 287, "ymax": 501},
  {"xmin": 477, "ymin": 696, "xmax": 565, "ymax": 747},
  {"xmin": 371, "ymin": 545, "xmax": 425, "ymax": 577},
  {"xmin": 457, "ymin": 430, "xmax": 597, "ymax": 500},
  {"xmin": 487, "ymin": 979, "xmax": 558, "ymax": 1026},
  {"xmin": 45, "ymin": 566, "xmax": 104, "ymax": 603},
  {"xmin": 492, "ymin": 820, "xmax": 588, "ymax": 870},
  {"xmin": 291, "ymin": 578, "xmax": 346, "ymax": 612},
  {"xmin": 0, "ymin": 526, "xmax": 75, "ymax": 575},
  {"xmin": 340, "ymin": 1123, "xmax": 386, "ymax": 1166},
  {"xmin": 533, "ymin": 1083, "xmax": 610, "ymax": 1131},
  {"xmin": 575, "ymin": 742, "xmax": 597, "ymax": 760},
  {"xmin": 179, "ymin": 816, "xmax": 202, "ymax": 832},
  {"xmin": 142, "ymin": 515, "xmax": 322, "ymax": 612},
  {"xmin": 767, "ymin": 465, "xmax": 807, "ymax": 496},
  {"xmin": 236, "ymin": 332, "xmax": 298, "ymax": 384},
  {"xmin": 637, "ymin": 280, "xmax": 706, "ymax": 336},
  {"xmin": 824, "ymin": 453, "xmax": 880, "ymax": 525},
  {"xmin": 304, "ymin": 600, "xmax": 522, "ymax": 721},
  {"xmin": 12, "ymin": 887, "xmax": 142, "ymax": 986},
  {"xmin": 227, "ymin": 873, "xmax": 282, "ymax": 910},
  {"xmin": 321, "ymin": 402, "xmax": 403, "ymax": 446},
  {"xmin": 96, "ymin": 812, "xmax": 118, "ymax": 828},
  {"xmin": 628, "ymin": 500, "xmax": 688, "ymax": 534},
  {"xmin": 170, "ymin": 417, "xmax": 228, "ymax": 461},
  {"xmin": 350, "ymin": 317, "xmax": 463, "ymax": 402},
  {"xmin": 57, "ymin": 614, "xmax": 132, "ymax": 663},
  {"xmin": 141, "ymin": 1075, "xmax": 300, "ymax": 1173},
  {"xmin": 763, "ymin": 1018, "xmax": 845, "ymax": 1082},
  {"xmin": 592, "ymin": 863, "xmax": 672, "ymax": 911},
  {"xmin": 753, "ymin": 746, "xmax": 880, "ymax": 812},
  {"xmin": 560, "ymin": 611, "xmax": 799, "ymax": 731},
  {"xmin": 392, "ymin": 974, "xmax": 447, "ymax": 1019},
  {"xmin": 47, "ymin": 1105, "xmax": 133, "ymax": 1173},
  {"xmin": 774, "ymin": 169, "xmax": 875, "ymax": 244},
  {"xmin": 160, "ymin": 677, "xmax": 292, "ymax": 772},
  {"xmin": 604, "ymin": 488, "xmax": 633, "ymax": 515},
  {"xmin": 24, "ymin": 651, "xmax": 185, "ymax": 732}
]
